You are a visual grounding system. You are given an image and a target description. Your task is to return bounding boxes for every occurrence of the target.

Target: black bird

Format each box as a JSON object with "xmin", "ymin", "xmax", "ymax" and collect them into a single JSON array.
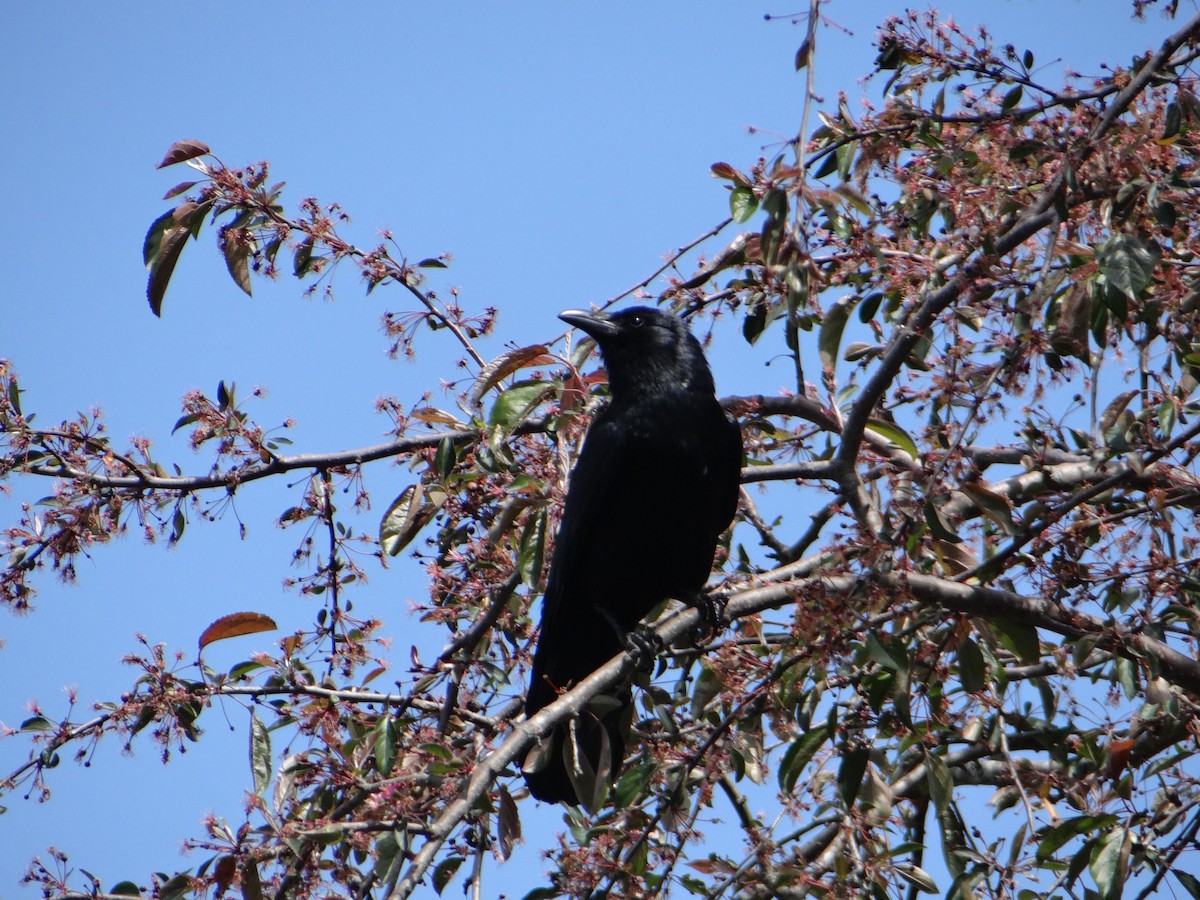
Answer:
[{"xmin": 523, "ymin": 306, "xmax": 742, "ymax": 806}]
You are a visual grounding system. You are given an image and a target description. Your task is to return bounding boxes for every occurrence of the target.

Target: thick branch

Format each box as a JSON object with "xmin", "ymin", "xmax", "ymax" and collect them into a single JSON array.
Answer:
[{"xmin": 894, "ymin": 571, "xmax": 1200, "ymax": 697}]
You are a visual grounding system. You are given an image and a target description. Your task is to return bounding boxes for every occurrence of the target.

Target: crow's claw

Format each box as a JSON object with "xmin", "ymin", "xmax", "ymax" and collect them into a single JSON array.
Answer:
[
  {"xmin": 625, "ymin": 626, "xmax": 664, "ymax": 669},
  {"xmin": 691, "ymin": 590, "xmax": 728, "ymax": 642}
]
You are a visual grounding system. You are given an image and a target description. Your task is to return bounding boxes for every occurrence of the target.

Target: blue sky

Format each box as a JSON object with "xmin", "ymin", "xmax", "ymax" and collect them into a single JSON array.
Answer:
[{"xmin": 1, "ymin": 2, "xmax": 1188, "ymax": 895}]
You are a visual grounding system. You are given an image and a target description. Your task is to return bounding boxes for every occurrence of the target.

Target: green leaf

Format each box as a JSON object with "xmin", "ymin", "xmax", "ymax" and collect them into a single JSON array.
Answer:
[
  {"xmin": 1009, "ymin": 141, "xmax": 1042, "ymax": 162},
  {"xmin": 1116, "ymin": 655, "xmax": 1139, "ymax": 700},
  {"xmin": 250, "ymin": 712, "xmax": 271, "ymax": 797},
  {"xmin": 813, "ymin": 150, "xmax": 839, "ymax": 179},
  {"xmin": 836, "ymin": 141, "xmax": 856, "ymax": 181},
  {"xmin": 1035, "ymin": 815, "xmax": 1117, "ymax": 860},
  {"xmin": 613, "ymin": 760, "xmax": 656, "ymax": 808},
  {"xmin": 924, "ymin": 497, "xmax": 961, "ymax": 543},
  {"xmin": 993, "ymin": 619, "xmax": 1040, "ymax": 664},
  {"xmin": 110, "ymin": 882, "xmax": 142, "ymax": 897},
  {"xmin": 488, "ymin": 380, "xmax": 551, "ymax": 431},
  {"xmin": 959, "ymin": 483, "xmax": 1018, "ymax": 535},
  {"xmin": 761, "ymin": 186, "xmax": 788, "ymax": 220},
  {"xmin": 373, "ymin": 714, "xmax": 397, "ymax": 777},
  {"xmin": 1089, "ymin": 827, "xmax": 1128, "ymax": 900},
  {"xmin": 905, "ymin": 331, "xmax": 933, "ymax": 370},
  {"xmin": 7, "ymin": 375, "xmax": 21, "ymax": 415},
  {"xmin": 293, "ymin": 234, "xmax": 315, "ymax": 277},
  {"xmin": 895, "ymin": 865, "xmax": 939, "ymax": 894},
  {"xmin": 145, "ymin": 210, "xmax": 193, "ymax": 317},
  {"xmin": 1091, "ymin": 287, "xmax": 1110, "ymax": 345},
  {"xmin": 858, "ymin": 291, "xmax": 882, "ymax": 323},
  {"xmin": 379, "ymin": 484, "xmax": 443, "ymax": 557},
  {"xmin": 838, "ymin": 745, "xmax": 869, "ymax": 806},
  {"xmin": 1163, "ymin": 101, "xmax": 1182, "ymax": 140},
  {"xmin": 926, "ymin": 750, "xmax": 953, "ymax": 816},
  {"xmin": 435, "ymin": 436, "xmax": 457, "ymax": 481},
  {"xmin": 227, "ymin": 660, "xmax": 265, "ymax": 681},
  {"xmin": 866, "ymin": 632, "xmax": 904, "ymax": 672},
  {"xmin": 957, "ymin": 636, "xmax": 986, "ymax": 693},
  {"xmin": 1096, "ymin": 233, "xmax": 1160, "ymax": 302},
  {"xmin": 690, "ymin": 665, "xmax": 722, "ymax": 720},
  {"xmin": 742, "ymin": 299, "xmax": 770, "ymax": 346},
  {"xmin": 518, "ymin": 510, "xmax": 547, "ymax": 587},
  {"xmin": 729, "ymin": 186, "xmax": 758, "ymax": 224},
  {"xmin": 1176, "ymin": 871, "xmax": 1200, "ymax": 899},
  {"xmin": 158, "ymin": 874, "xmax": 191, "ymax": 900},
  {"xmin": 432, "ymin": 856, "xmax": 464, "ymax": 896},
  {"xmin": 375, "ymin": 828, "xmax": 409, "ymax": 884},
  {"xmin": 865, "ymin": 419, "xmax": 919, "ymax": 460},
  {"xmin": 818, "ymin": 295, "xmax": 857, "ymax": 376},
  {"xmin": 778, "ymin": 723, "xmax": 831, "ymax": 793}
]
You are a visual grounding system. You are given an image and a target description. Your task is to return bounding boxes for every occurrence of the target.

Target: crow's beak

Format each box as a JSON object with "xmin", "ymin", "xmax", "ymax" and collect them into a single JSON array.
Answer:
[{"xmin": 560, "ymin": 309, "xmax": 621, "ymax": 340}]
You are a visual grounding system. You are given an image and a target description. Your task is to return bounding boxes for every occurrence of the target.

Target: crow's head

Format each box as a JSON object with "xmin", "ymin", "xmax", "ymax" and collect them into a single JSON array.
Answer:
[{"xmin": 559, "ymin": 306, "xmax": 715, "ymax": 400}]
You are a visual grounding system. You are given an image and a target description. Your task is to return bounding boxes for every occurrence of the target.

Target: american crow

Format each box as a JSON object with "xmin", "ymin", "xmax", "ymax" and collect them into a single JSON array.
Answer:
[{"xmin": 523, "ymin": 306, "xmax": 742, "ymax": 806}]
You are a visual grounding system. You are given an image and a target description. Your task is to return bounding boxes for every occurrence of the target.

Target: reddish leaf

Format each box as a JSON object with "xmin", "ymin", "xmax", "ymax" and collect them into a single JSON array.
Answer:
[
  {"xmin": 162, "ymin": 180, "xmax": 199, "ymax": 200},
  {"xmin": 497, "ymin": 786, "xmax": 521, "ymax": 861},
  {"xmin": 710, "ymin": 161, "xmax": 751, "ymax": 187},
  {"xmin": 221, "ymin": 228, "xmax": 253, "ymax": 297},
  {"xmin": 1049, "ymin": 281, "xmax": 1092, "ymax": 362},
  {"xmin": 199, "ymin": 612, "xmax": 278, "ymax": 652},
  {"xmin": 560, "ymin": 371, "xmax": 588, "ymax": 413},
  {"xmin": 212, "ymin": 855, "xmax": 237, "ymax": 892},
  {"xmin": 1099, "ymin": 390, "xmax": 1138, "ymax": 437},
  {"xmin": 1106, "ymin": 737, "xmax": 1135, "ymax": 780},
  {"xmin": 157, "ymin": 139, "xmax": 211, "ymax": 169},
  {"xmin": 688, "ymin": 858, "xmax": 738, "ymax": 876},
  {"xmin": 144, "ymin": 200, "xmax": 212, "ymax": 316},
  {"xmin": 469, "ymin": 345, "xmax": 555, "ymax": 407},
  {"xmin": 794, "ymin": 37, "xmax": 813, "ymax": 71},
  {"xmin": 241, "ymin": 863, "xmax": 263, "ymax": 900},
  {"xmin": 409, "ymin": 407, "xmax": 465, "ymax": 427}
]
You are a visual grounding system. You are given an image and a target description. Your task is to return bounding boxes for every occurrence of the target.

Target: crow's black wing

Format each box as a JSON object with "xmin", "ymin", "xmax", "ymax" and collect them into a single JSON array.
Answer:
[
  {"xmin": 524, "ymin": 407, "xmax": 638, "ymax": 805},
  {"xmin": 527, "ymin": 406, "xmax": 634, "ymax": 711}
]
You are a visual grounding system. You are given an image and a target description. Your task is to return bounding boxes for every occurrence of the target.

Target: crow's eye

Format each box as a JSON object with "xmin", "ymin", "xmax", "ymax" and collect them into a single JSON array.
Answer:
[{"xmin": 628, "ymin": 314, "xmax": 646, "ymax": 328}]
